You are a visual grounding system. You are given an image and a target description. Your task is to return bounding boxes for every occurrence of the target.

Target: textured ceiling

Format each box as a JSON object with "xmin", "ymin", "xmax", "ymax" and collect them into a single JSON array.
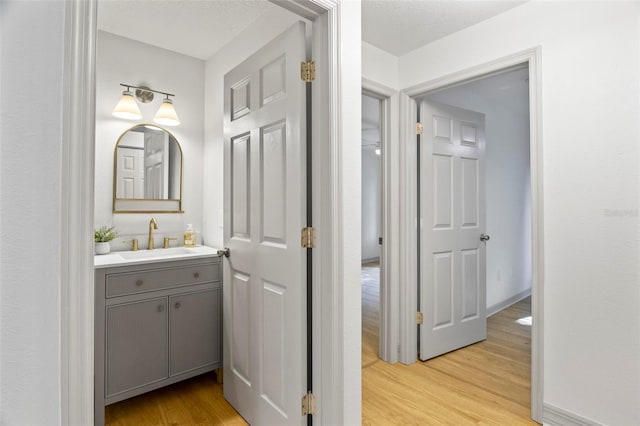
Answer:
[
  {"xmin": 99, "ymin": 0, "xmax": 529, "ymax": 62},
  {"xmin": 362, "ymin": 0, "xmax": 528, "ymax": 56},
  {"xmin": 97, "ymin": 0, "xmax": 275, "ymax": 60}
]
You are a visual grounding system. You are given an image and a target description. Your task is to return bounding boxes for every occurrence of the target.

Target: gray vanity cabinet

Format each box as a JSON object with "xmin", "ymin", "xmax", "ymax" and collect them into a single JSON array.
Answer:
[
  {"xmin": 94, "ymin": 256, "xmax": 221, "ymax": 426},
  {"xmin": 169, "ymin": 288, "xmax": 221, "ymax": 376},
  {"xmin": 106, "ymin": 297, "xmax": 169, "ymax": 397}
]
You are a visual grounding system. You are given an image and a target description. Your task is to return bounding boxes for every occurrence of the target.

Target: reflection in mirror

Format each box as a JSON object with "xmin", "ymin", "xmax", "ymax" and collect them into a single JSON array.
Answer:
[{"xmin": 113, "ymin": 124, "xmax": 183, "ymax": 213}]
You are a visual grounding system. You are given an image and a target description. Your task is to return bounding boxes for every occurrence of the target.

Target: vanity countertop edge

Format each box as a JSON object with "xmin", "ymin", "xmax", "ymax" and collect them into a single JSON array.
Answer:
[{"xmin": 94, "ymin": 245, "xmax": 221, "ymax": 269}]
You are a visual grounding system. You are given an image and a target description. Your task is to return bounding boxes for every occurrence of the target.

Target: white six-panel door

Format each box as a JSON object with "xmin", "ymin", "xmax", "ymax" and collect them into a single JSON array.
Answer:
[
  {"xmin": 419, "ymin": 100, "xmax": 487, "ymax": 361},
  {"xmin": 223, "ymin": 22, "xmax": 307, "ymax": 425},
  {"xmin": 115, "ymin": 147, "xmax": 144, "ymax": 199}
]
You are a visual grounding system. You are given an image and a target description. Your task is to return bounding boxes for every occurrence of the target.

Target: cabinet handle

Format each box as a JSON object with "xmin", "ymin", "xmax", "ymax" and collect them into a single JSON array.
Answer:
[
  {"xmin": 193, "ymin": 272, "xmax": 200, "ymax": 278},
  {"xmin": 157, "ymin": 305, "xmax": 164, "ymax": 313},
  {"xmin": 174, "ymin": 302, "xmax": 181, "ymax": 309},
  {"xmin": 136, "ymin": 279, "xmax": 143, "ymax": 286}
]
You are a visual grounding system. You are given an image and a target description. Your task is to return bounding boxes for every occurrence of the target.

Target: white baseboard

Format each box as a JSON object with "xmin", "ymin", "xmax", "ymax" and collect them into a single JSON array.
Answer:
[
  {"xmin": 544, "ymin": 403, "xmax": 603, "ymax": 426},
  {"xmin": 487, "ymin": 288, "xmax": 531, "ymax": 317},
  {"xmin": 361, "ymin": 257, "xmax": 380, "ymax": 264}
]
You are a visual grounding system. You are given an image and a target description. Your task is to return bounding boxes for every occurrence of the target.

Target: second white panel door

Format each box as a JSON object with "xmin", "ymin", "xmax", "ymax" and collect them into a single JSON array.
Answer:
[{"xmin": 419, "ymin": 100, "xmax": 487, "ymax": 361}]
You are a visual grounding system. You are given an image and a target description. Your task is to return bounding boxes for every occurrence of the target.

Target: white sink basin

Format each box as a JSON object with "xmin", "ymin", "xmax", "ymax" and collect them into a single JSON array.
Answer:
[{"xmin": 118, "ymin": 247, "xmax": 195, "ymax": 260}]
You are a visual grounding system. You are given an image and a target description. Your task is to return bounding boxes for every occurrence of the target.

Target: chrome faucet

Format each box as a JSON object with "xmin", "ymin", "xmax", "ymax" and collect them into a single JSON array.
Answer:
[{"xmin": 148, "ymin": 217, "xmax": 158, "ymax": 250}]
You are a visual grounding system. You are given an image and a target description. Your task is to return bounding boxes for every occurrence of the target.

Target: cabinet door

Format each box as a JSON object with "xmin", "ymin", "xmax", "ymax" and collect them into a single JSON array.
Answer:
[
  {"xmin": 169, "ymin": 288, "xmax": 221, "ymax": 376},
  {"xmin": 106, "ymin": 298, "xmax": 168, "ymax": 397}
]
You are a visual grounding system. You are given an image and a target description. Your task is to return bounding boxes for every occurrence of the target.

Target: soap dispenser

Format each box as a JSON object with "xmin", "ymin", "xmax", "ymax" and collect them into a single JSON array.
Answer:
[{"xmin": 184, "ymin": 224, "xmax": 196, "ymax": 247}]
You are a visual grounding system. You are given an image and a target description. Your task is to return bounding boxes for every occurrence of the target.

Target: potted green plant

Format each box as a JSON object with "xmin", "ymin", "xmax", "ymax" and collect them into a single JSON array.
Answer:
[{"xmin": 94, "ymin": 225, "xmax": 117, "ymax": 255}]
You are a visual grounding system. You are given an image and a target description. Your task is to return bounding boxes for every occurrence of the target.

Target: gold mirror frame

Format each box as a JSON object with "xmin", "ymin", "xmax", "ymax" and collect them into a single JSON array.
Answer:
[{"xmin": 112, "ymin": 124, "xmax": 184, "ymax": 213}]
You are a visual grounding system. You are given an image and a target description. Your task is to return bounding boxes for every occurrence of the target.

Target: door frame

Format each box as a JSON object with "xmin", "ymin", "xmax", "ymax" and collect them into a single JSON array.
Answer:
[
  {"xmin": 60, "ymin": 0, "xmax": 361, "ymax": 424},
  {"xmin": 362, "ymin": 79, "xmax": 399, "ymax": 363},
  {"xmin": 398, "ymin": 47, "xmax": 544, "ymax": 422}
]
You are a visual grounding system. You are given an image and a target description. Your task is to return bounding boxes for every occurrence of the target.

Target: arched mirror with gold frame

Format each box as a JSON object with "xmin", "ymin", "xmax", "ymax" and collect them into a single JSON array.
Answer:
[{"xmin": 113, "ymin": 124, "xmax": 184, "ymax": 213}]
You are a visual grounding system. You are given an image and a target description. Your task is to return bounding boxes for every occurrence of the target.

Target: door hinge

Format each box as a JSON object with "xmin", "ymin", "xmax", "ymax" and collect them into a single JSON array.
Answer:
[
  {"xmin": 302, "ymin": 391, "xmax": 316, "ymax": 416},
  {"xmin": 416, "ymin": 122, "xmax": 424, "ymax": 135},
  {"xmin": 416, "ymin": 312, "xmax": 424, "ymax": 325},
  {"xmin": 301, "ymin": 227, "xmax": 316, "ymax": 248},
  {"xmin": 301, "ymin": 61, "xmax": 315, "ymax": 82}
]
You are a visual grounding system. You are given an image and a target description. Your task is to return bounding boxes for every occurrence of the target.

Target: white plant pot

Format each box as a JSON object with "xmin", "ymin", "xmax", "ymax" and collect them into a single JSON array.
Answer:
[{"xmin": 95, "ymin": 241, "xmax": 111, "ymax": 255}]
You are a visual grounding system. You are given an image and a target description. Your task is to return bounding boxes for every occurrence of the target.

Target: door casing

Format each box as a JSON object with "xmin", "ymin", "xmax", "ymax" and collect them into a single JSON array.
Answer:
[
  {"xmin": 362, "ymin": 79, "xmax": 399, "ymax": 363},
  {"xmin": 398, "ymin": 47, "xmax": 544, "ymax": 423}
]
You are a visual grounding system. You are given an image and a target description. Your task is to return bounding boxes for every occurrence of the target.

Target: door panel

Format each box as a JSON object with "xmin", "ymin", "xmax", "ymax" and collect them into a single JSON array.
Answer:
[
  {"xmin": 231, "ymin": 134, "xmax": 251, "ymax": 239},
  {"xmin": 223, "ymin": 22, "xmax": 306, "ymax": 425},
  {"xmin": 419, "ymin": 100, "xmax": 487, "ymax": 361}
]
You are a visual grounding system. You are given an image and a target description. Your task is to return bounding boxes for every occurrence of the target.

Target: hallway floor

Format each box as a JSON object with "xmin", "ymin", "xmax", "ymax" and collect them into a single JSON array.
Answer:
[
  {"xmin": 106, "ymin": 263, "xmax": 534, "ymax": 425},
  {"xmin": 361, "ymin": 262, "xmax": 536, "ymax": 425}
]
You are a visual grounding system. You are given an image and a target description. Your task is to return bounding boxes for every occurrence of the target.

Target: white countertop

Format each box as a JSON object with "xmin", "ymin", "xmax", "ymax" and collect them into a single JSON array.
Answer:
[{"xmin": 94, "ymin": 245, "xmax": 221, "ymax": 269}]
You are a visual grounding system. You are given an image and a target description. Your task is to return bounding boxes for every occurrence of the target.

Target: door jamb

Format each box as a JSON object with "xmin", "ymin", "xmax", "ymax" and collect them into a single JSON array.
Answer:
[
  {"xmin": 362, "ymin": 79, "xmax": 399, "ymax": 363},
  {"xmin": 61, "ymin": 0, "xmax": 360, "ymax": 424},
  {"xmin": 398, "ymin": 47, "xmax": 544, "ymax": 423}
]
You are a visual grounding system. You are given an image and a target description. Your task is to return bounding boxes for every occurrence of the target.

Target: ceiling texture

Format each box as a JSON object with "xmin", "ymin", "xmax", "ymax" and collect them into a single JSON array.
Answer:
[
  {"xmin": 362, "ymin": 0, "xmax": 528, "ymax": 56},
  {"xmin": 98, "ymin": 0, "xmax": 528, "ymax": 60},
  {"xmin": 97, "ymin": 0, "xmax": 275, "ymax": 60}
]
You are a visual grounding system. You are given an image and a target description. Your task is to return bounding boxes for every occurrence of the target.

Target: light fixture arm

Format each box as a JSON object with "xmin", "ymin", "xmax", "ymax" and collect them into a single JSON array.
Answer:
[{"xmin": 119, "ymin": 83, "xmax": 175, "ymax": 98}]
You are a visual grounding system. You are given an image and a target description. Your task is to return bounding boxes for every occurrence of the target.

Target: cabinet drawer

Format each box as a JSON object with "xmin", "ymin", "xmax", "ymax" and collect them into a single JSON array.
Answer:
[{"xmin": 106, "ymin": 263, "xmax": 219, "ymax": 298}]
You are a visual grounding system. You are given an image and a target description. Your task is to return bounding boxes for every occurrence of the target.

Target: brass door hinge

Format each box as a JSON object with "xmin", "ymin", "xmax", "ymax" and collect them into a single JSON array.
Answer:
[
  {"xmin": 302, "ymin": 391, "xmax": 316, "ymax": 416},
  {"xmin": 416, "ymin": 122, "xmax": 424, "ymax": 135},
  {"xmin": 416, "ymin": 312, "xmax": 424, "ymax": 325},
  {"xmin": 301, "ymin": 227, "xmax": 316, "ymax": 248},
  {"xmin": 301, "ymin": 61, "xmax": 315, "ymax": 82}
]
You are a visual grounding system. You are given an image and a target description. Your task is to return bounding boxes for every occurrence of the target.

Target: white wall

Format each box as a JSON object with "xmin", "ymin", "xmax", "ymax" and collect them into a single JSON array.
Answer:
[
  {"xmin": 362, "ymin": 41, "xmax": 399, "ymax": 90},
  {"xmin": 427, "ymin": 70, "xmax": 531, "ymax": 312},
  {"xmin": 0, "ymin": 0, "xmax": 65, "ymax": 423},
  {"xmin": 95, "ymin": 31, "xmax": 205, "ymax": 248},
  {"xmin": 400, "ymin": 1, "xmax": 640, "ymax": 423},
  {"xmin": 202, "ymin": 7, "xmax": 307, "ymax": 248},
  {"xmin": 361, "ymin": 148, "xmax": 381, "ymax": 262}
]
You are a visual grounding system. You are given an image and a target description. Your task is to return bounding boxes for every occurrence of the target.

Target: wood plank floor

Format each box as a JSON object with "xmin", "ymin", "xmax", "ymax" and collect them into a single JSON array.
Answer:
[
  {"xmin": 105, "ymin": 371, "xmax": 246, "ymax": 426},
  {"xmin": 106, "ymin": 262, "xmax": 534, "ymax": 425},
  {"xmin": 361, "ymin": 261, "xmax": 536, "ymax": 425}
]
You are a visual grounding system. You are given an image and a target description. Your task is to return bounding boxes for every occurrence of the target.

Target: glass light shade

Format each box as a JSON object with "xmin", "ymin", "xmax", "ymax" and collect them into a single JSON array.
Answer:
[
  {"xmin": 153, "ymin": 98, "xmax": 180, "ymax": 126},
  {"xmin": 112, "ymin": 90, "xmax": 142, "ymax": 120}
]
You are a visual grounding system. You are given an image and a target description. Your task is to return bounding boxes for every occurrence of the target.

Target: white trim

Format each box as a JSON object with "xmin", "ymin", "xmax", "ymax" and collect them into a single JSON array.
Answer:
[
  {"xmin": 362, "ymin": 78, "xmax": 399, "ymax": 363},
  {"xmin": 60, "ymin": 1, "xmax": 97, "ymax": 424},
  {"xmin": 398, "ymin": 91, "xmax": 419, "ymax": 364},
  {"xmin": 486, "ymin": 289, "xmax": 531, "ymax": 318},
  {"xmin": 544, "ymin": 403, "xmax": 603, "ymax": 426},
  {"xmin": 62, "ymin": 0, "xmax": 356, "ymax": 424},
  {"xmin": 399, "ymin": 47, "xmax": 545, "ymax": 422}
]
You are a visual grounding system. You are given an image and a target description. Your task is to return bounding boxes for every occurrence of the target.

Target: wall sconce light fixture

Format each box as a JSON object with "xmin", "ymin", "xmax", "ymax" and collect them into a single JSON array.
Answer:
[{"xmin": 112, "ymin": 83, "xmax": 181, "ymax": 126}]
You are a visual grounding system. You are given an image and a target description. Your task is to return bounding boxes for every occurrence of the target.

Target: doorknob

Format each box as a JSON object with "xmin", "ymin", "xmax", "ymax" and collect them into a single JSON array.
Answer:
[
  {"xmin": 480, "ymin": 234, "xmax": 490, "ymax": 242},
  {"xmin": 217, "ymin": 247, "xmax": 230, "ymax": 258}
]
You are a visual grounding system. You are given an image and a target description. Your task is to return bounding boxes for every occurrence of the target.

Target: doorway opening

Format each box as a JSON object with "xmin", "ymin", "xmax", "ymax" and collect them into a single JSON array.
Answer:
[
  {"xmin": 400, "ymin": 49, "xmax": 544, "ymax": 422},
  {"xmin": 362, "ymin": 61, "xmax": 540, "ymax": 424},
  {"xmin": 417, "ymin": 64, "xmax": 534, "ymax": 411},
  {"xmin": 361, "ymin": 92, "xmax": 383, "ymax": 368},
  {"xmin": 92, "ymin": 2, "xmax": 312, "ymax": 425}
]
